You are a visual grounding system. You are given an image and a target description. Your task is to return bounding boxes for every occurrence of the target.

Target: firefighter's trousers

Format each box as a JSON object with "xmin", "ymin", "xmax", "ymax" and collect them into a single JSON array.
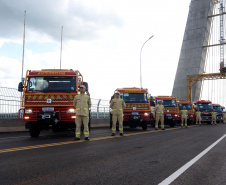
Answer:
[
  {"xmin": 155, "ymin": 115, "xmax": 164, "ymax": 129},
  {"xmin": 211, "ymin": 119, "xmax": 216, "ymax": 125},
  {"xmin": 75, "ymin": 116, "xmax": 89, "ymax": 138},
  {"xmin": 196, "ymin": 117, "xmax": 201, "ymax": 125},
  {"xmin": 181, "ymin": 117, "xmax": 187, "ymax": 126},
  {"xmin": 112, "ymin": 115, "xmax": 123, "ymax": 133}
]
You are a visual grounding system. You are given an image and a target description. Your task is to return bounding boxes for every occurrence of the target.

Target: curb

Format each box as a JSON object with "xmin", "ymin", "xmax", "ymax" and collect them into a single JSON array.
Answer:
[{"xmin": 0, "ymin": 123, "xmax": 109, "ymax": 133}]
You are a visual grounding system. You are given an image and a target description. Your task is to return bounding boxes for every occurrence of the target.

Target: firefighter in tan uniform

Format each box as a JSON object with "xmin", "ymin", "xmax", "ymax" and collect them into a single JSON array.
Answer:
[
  {"xmin": 223, "ymin": 112, "xmax": 226, "ymax": 124},
  {"xmin": 196, "ymin": 111, "xmax": 201, "ymax": 125},
  {"xmin": 155, "ymin": 100, "xmax": 165, "ymax": 130},
  {"xmin": 110, "ymin": 91, "xmax": 126, "ymax": 136},
  {"xmin": 211, "ymin": 110, "xmax": 217, "ymax": 125},
  {"xmin": 73, "ymin": 85, "xmax": 91, "ymax": 140},
  {"xmin": 180, "ymin": 106, "xmax": 188, "ymax": 127}
]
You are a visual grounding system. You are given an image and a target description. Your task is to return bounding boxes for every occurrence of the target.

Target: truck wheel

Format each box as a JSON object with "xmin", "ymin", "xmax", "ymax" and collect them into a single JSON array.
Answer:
[
  {"xmin": 116, "ymin": 123, "xmax": 119, "ymax": 131},
  {"xmin": 29, "ymin": 124, "xmax": 40, "ymax": 137},
  {"xmin": 170, "ymin": 121, "xmax": 175, "ymax": 127},
  {"xmin": 110, "ymin": 117, "xmax": 112, "ymax": 129},
  {"xmin": 142, "ymin": 123, "xmax": 147, "ymax": 130},
  {"xmin": 88, "ymin": 121, "xmax": 91, "ymax": 131}
]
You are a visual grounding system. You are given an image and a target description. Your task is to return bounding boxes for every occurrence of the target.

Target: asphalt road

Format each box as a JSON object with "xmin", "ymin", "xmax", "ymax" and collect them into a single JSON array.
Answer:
[{"xmin": 0, "ymin": 124, "xmax": 226, "ymax": 185}]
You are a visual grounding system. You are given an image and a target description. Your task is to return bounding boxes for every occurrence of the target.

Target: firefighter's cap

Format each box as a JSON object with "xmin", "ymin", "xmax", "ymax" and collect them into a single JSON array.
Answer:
[
  {"xmin": 79, "ymin": 85, "xmax": 86, "ymax": 89},
  {"xmin": 114, "ymin": 91, "xmax": 120, "ymax": 95}
]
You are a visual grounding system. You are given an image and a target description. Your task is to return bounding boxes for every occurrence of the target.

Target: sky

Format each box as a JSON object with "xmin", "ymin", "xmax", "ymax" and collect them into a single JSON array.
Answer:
[{"xmin": 0, "ymin": 0, "xmax": 191, "ymax": 102}]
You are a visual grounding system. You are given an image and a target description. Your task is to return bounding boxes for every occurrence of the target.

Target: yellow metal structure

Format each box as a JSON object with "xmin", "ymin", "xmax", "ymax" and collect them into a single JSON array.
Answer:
[{"xmin": 187, "ymin": 72, "xmax": 226, "ymax": 101}]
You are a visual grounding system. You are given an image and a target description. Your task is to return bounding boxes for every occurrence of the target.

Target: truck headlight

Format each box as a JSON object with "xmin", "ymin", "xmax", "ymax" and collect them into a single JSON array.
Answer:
[
  {"xmin": 25, "ymin": 109, "xmax": 33, "ymax": 114},
  {"xmin": 67, "ymin": 108, "xmax": 76, "ymax": 114},
  {"xmin": 144, "ymin": 113, "xmax": 149, "ymax": 116}
]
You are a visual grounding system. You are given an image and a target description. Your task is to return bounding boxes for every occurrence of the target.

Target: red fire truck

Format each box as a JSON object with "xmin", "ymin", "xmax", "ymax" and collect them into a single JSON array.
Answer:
[
  {"xmin": 178, "ymin": 100, "xmax": 195, "ymax": 124},
  {"xmin": 194, "ymin": 100, "xmax": 213, "ymax": 124},
  {"xmin": 110, "ymin": 87, "xmax": 152, "ymax": 130},
  {"xmin": 154, "ymin": 96, "xmax": 180, "ymax": 127},
  {"xmin": 18, "ymin": 69, "xmax": 90, "ymax": 137},
  {"xmin": 212, "ymin": 104, "xmax": 223, "ymax": 123}
]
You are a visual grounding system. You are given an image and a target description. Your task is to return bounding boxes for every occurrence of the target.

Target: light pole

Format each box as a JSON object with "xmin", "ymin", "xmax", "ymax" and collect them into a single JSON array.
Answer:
[{"xmin": 140, "ymin": 35, "xmax": 154, "ymax": 88}]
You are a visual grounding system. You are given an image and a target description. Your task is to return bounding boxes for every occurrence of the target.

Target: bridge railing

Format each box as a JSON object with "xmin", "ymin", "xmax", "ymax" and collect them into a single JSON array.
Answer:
[{"xmin": 0, "ymin": 87, "xmax": 110, "ymax": 119}]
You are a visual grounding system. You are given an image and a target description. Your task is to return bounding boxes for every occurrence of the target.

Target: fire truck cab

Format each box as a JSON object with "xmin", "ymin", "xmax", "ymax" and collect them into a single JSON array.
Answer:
[
  {"xmin": 212, "ymin": 104, "xmax": 223, "ymax": 123},
  {"xmin": 154, "ymin": 96, "xmax": 180, "ymax": 127},
  {"xmin": 178, "ymin": 100, "xmax": 195, "ymax": 125},
  {"xmin": 110, "ymin": 87, "xmax": 152, "ymax": 130},
  {"xmin": 18, "ymin": 69, "xmax": 90, "ymax": 137},
  {"xmin": 194, "ymin": 100, "xmax": 213, "ymax": 124}
]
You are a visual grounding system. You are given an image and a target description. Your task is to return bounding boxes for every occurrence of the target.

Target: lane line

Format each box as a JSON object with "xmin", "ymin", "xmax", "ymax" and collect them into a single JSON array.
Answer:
[
  {"xmin": 159, "ymin": 133, "xmax": 226, "ymax": 185},
  {"xmin": 0, "ymin": 125, "xmax": 197, "ymax": 154}
]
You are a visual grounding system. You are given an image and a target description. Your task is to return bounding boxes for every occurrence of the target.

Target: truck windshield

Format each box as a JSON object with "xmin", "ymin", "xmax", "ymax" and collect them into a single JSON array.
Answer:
[
  {"xmin": 156, "ymin": 100, "xmax": 177, "ymax": 107},
  {"xmin": 179, "ymin": 104, "xmax": 192, "ymax": 110},
  {"xmin": 27, "ymin": 76, "xmax": 76, "ymax": 93},
  {"xmin": 213, "ymin": 106, "xmax": 222, "ymax": 113},
  {"xmin": 121, "ymin": 93, "xmax": 148, "ymax": 103},
  {"xmin": 198, "ymin": 103, "xmax": 213, "ymax": 111}
]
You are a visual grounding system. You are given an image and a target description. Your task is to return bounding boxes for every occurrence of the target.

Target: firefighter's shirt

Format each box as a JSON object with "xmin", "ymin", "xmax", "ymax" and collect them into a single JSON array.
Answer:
[
  {"xmin": 181, "ymin": 110, "xmax": 188, "ymax": 118},
  {"xmin": 73, "ymin": 94, "xmax": 91, "ymax": 116},
  {"xmin": 155, "ymin": 104, "xmax": 164, "ymax": 116},
  {"xmin": 196, "ymin": 111, "xmax": 201, "ymax": 118},
  {"xmin": 110, "ymin": 98, "xmax": 126, "ymax": 116},
  {"xmin": 211, "ymin": 112, "xmax": 217, "ymax": 120},
  {"xmin": 223, "ymin": 113, "xmax": 226, "ymax": 120}
]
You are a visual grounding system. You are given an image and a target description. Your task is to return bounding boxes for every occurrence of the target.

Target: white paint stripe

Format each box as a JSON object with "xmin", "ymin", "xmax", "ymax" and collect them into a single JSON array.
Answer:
[{"xmin": 159, "ymin": 133, "xmax": 226, "ymax": 185}]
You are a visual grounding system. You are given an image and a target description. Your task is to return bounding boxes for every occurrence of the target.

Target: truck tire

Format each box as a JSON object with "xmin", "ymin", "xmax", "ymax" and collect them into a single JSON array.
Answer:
[
  {"xmin": 110, "ymin": 117, "xmax": 112, "ymax": 129},
  {"xmin": 170, "ymin": 121, "xmax": 175, "ymax": 127},
  {"xmin": 29, "ymin": 124, "xmax": 40, "ymax": 137},
  {"xmin": 88, "ymin": 119, "xmax": 91, "ymax": 131},
  {"xmin": 142, "ymin": 122, "xmax": 147, "ymax": 130}
]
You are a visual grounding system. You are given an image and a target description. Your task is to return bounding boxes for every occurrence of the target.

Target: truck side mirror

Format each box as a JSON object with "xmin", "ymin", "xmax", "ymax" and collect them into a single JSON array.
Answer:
[
  {"xmin": 18, "ymin": 82, "xmax": 24, "ymax": 92},
  {"xmin": 83, "ymin": 82, "xmax": 89, "ymax": 91}
]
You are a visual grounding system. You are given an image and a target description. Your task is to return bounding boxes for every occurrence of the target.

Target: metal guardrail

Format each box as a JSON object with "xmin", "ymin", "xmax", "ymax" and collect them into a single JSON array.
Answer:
[{"xmin": 0, "ymin": 87, "xmax": 110, "ymax": 119}]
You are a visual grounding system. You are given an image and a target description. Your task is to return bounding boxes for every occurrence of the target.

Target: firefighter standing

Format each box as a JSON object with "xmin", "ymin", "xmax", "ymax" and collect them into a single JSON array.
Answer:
[
  {"xmin": 211, "ymin": 110, "xmax": 217, "ymax": 125},
  {"xmin": 223, "ymin": 112, "xmax": 226, "ymax": 124},
  {"xmin": 180, "ymin": 106, "xmax": 188, "ymax": 127},
  {"xmin": 73, "ymin": 85, "xmax": 91, "ymax": 140},
  {"xmin": 196, "ymin": 111, "xmax": 202, "ymax": 125},
  {"xmin": 110, "ymin": 91, "xmax": 126, "ymax": 136},
  {"xmin": 155, "ymin": 100, "xmax": 165, "ymax": 130}
]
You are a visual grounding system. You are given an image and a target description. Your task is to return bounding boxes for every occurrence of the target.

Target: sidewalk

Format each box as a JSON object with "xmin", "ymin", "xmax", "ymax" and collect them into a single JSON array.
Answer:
[{"xmin": 0, "ymin": 126, "xmax": 27, "ymax": 132}]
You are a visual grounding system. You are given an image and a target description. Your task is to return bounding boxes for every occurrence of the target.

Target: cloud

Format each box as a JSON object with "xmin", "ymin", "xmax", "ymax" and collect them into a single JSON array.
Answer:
[{"xmin": 0, "ymin": 0, "xmax": 123, "ymax": 43}]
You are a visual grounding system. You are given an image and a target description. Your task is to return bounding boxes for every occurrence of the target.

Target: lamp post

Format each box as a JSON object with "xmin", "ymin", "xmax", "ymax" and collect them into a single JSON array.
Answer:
[{"xmin": 140, "ymin": 35, "xmax": 154, "ymax": 88}]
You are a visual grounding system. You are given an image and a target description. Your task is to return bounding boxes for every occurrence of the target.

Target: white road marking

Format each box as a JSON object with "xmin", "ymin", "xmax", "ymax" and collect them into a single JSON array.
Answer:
[{"xmin": 159, "ymin": 133, "xmax": 226, "ymax": 185}]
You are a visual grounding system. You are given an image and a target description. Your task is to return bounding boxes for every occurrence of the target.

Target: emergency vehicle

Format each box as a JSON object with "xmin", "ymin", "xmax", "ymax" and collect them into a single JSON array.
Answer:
[
  {"xmin": 178, "ymin": 100, "xmax": 195, "ymax": 124},
  {"xmin": 18, "ymin": 69, "xmax": 90, "ymax": 137},
  {"xmin": 110, "ymin": 88, "xmax": 152, "ymax": 130},
  {"xmin": 212, "ymin": 104, "xmax": 223, "ymax": 123},
  {"xmin": 194, "ymin": 100, "xmax": 213, "ymax": 124},
  {"xmin": 154, "ymin": 96, "xmax": 180, "ymax": 127}
]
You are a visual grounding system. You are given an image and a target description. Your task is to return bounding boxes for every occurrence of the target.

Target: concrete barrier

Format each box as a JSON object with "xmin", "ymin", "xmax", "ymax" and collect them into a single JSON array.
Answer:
[{"xmin": 0, "ymin": 118, "xmax": 110, "ymax": 132}]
